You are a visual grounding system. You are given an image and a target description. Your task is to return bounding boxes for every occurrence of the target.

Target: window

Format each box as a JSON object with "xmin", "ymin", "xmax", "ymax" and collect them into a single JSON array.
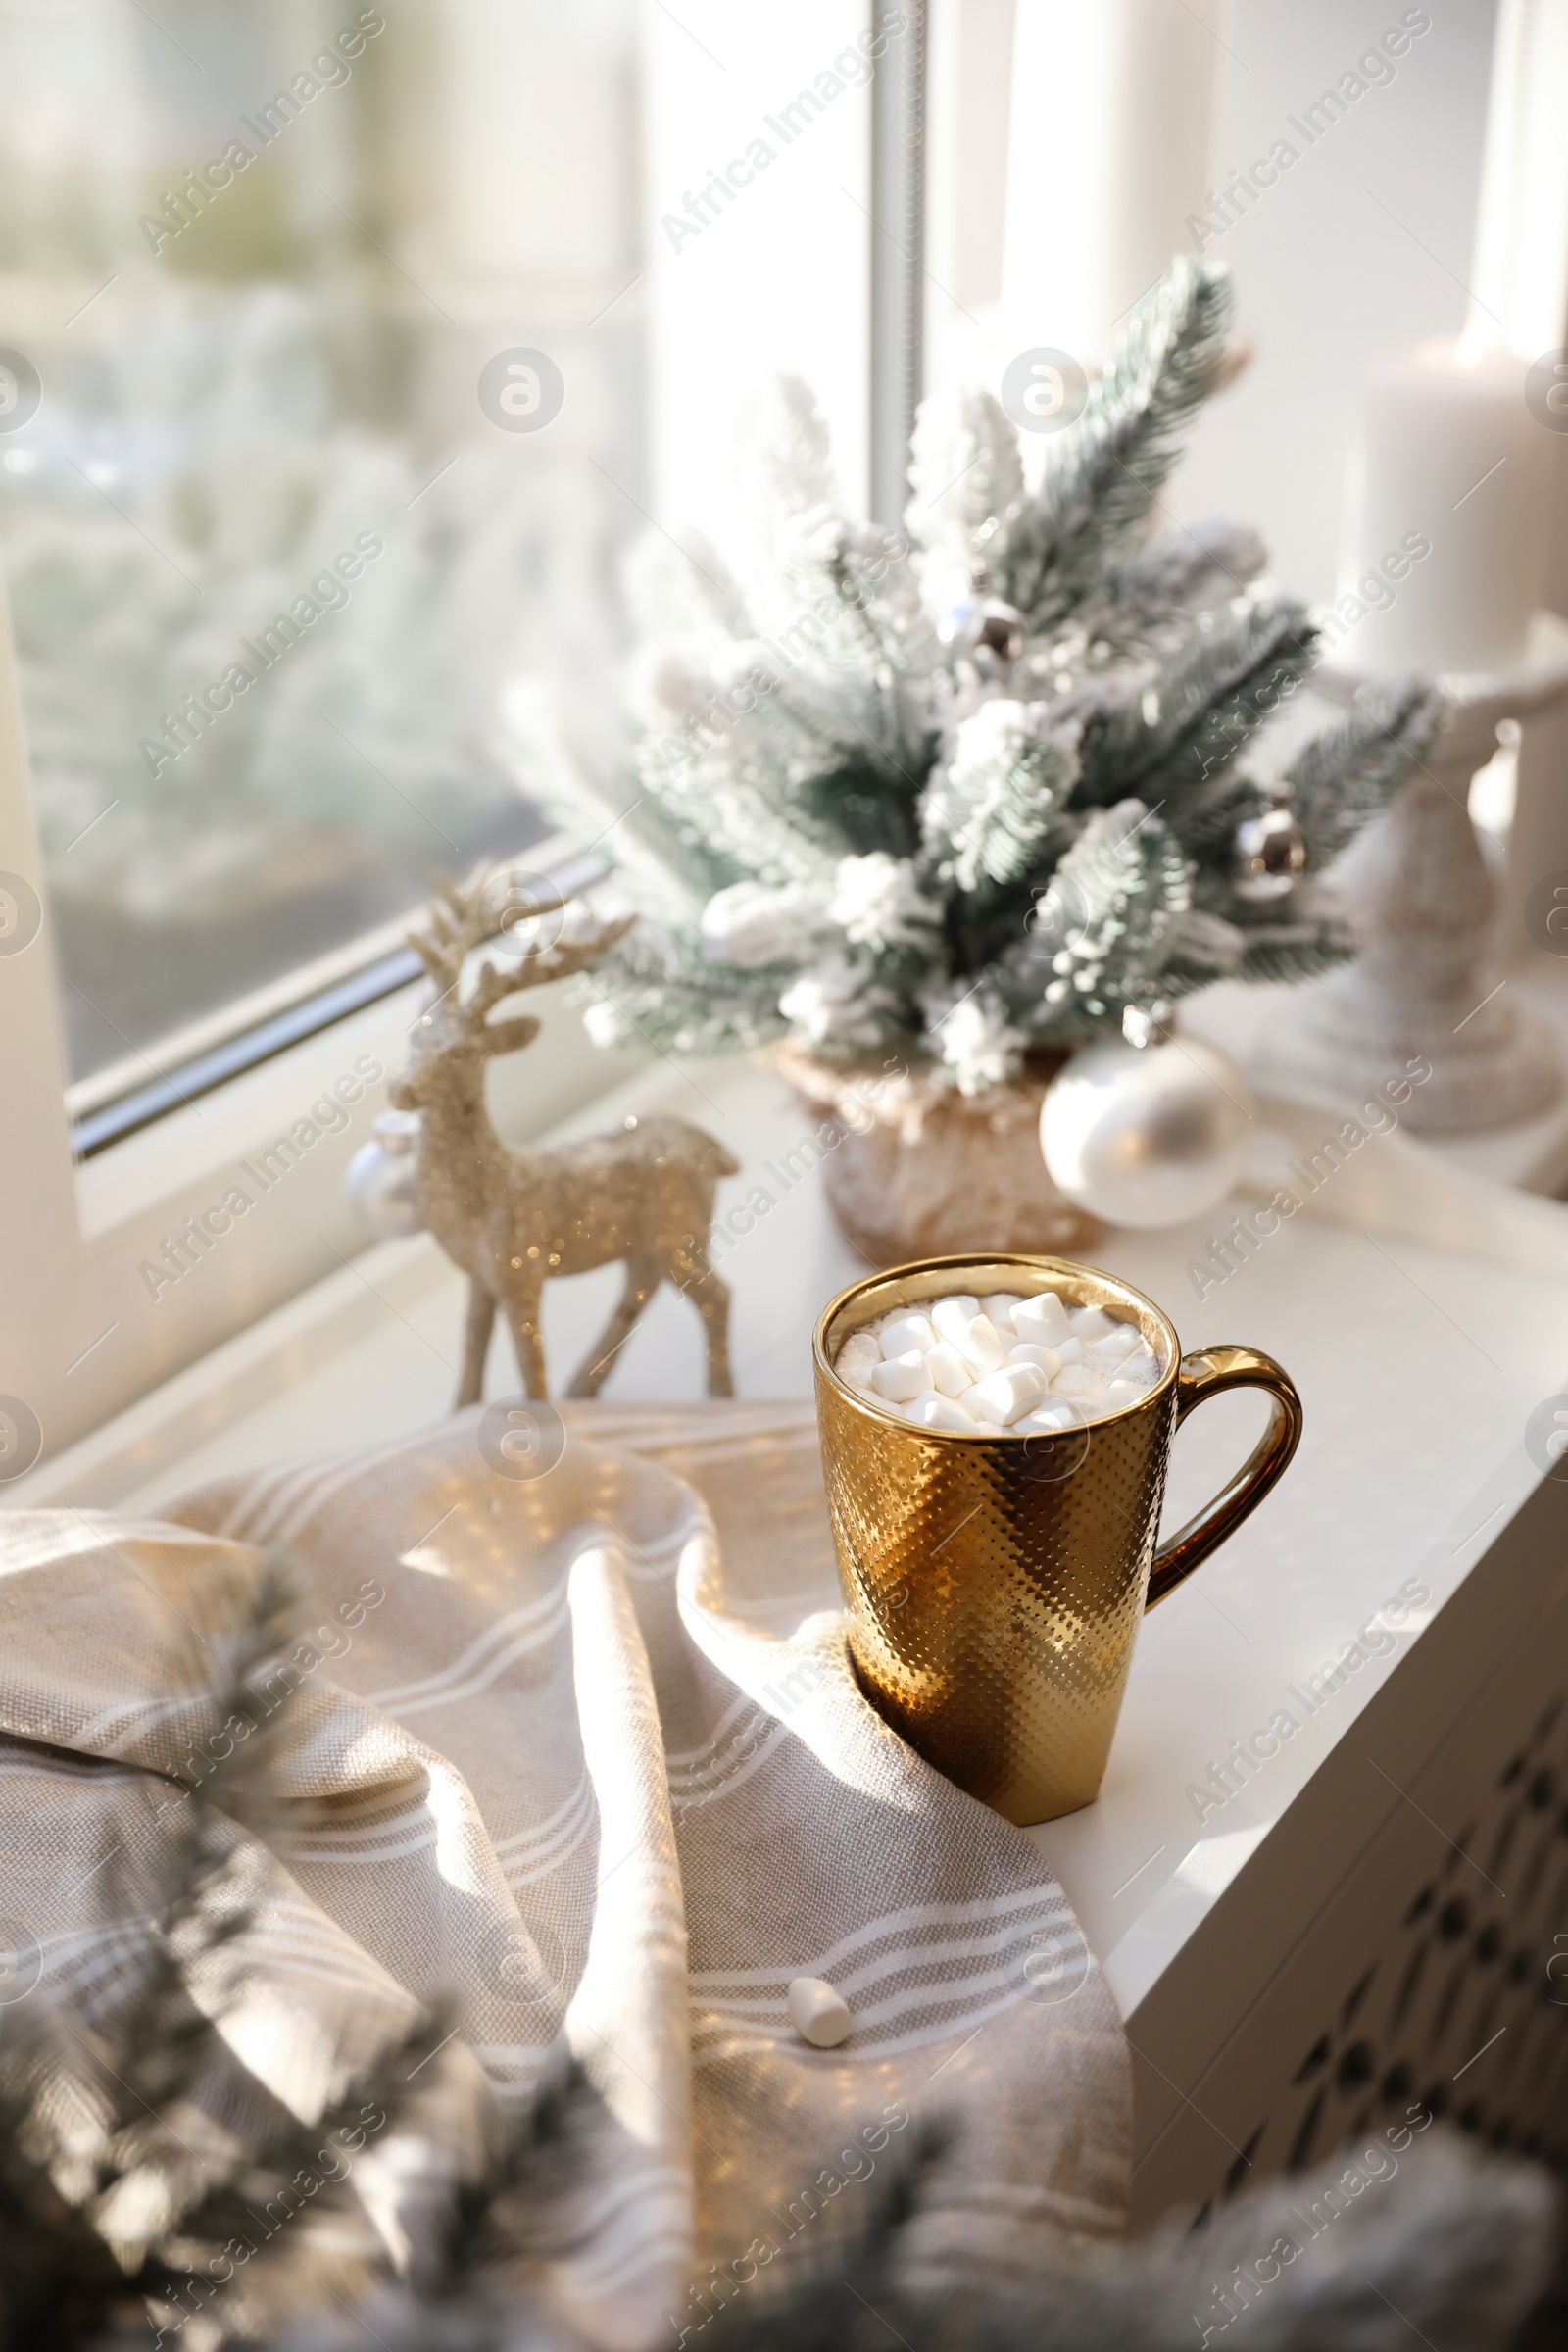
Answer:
[
  {"xmin": 0, "ymin": 0, "xmax": 883, "ymax": 1459},
  {"xmin": 0, "ymin": 0, "xmax": 655, "ymax": 1103}
]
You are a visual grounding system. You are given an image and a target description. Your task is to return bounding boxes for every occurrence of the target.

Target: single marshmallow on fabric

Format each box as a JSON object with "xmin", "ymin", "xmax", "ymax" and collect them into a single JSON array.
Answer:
[
  {"xmin": 949, "ymin": 1314, "xmax": 1010, "ymax": 1377},
  {"xmin": 968, "ymin": 1362, "xmax": 1051, "ymax": 1426},
  {"xmin": 926, "ymin": 1342, "xmax": 974, "ymax": 1397},
  {"xmin": 930, "ymin": 1296, "xmax": 981, "ymax": 1347},
  {"xmin": 837, "ymin": 1331, "xmax": 882, "ymax": 1386},
  {"xmin": 787, "ymin": 1976, "xmax": 853, "ymax": 2048},
  {"xmin": 1011, "ymin": 1292, "xmax": 1070, "ymax": 1348},
  {"xmin": 880, "ymin": 1311, "xmax": 937, "ymax": 1360},
  {"xmin": 979, "ymin": 1294, "xmax": 1024, "ymax": 1334},
  {"xmin": 1008, "ymin": 1344, "xmax": 1061, "ymax": 1377},
  {"xmin": 914, "ymin": 1391, "xmax": 979, "ymax": 1432},
  {"xmin": 871, "ymin": 1350, "xmax": 932, "ymax": 1403}
]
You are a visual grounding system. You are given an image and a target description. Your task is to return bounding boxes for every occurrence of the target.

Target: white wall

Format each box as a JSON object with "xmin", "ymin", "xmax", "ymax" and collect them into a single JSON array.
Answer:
[
  {"xmin": 922, "ymin": 0, "xmax": 1233, "ymax": 454},
  {"xmin": 1173, "ymin": 0, "xmax": 1503, "ymax": 605}
]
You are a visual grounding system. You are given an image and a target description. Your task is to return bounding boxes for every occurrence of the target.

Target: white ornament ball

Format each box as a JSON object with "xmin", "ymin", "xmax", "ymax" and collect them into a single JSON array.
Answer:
[
  {"xmin": 1040, "ymin": 1035, "xmax": 1253, "ymax": 1228},
  {"xmin": 345, "ymin": 1110, "xmax": 425, "ymax": 1239},
  {"xmin": 699, "ymin": 879, "xmax": 818, "ymax": 969}
]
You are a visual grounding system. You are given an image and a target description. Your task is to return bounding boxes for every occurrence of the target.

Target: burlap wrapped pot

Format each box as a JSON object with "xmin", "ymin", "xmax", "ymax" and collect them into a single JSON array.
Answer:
[{"xmin": 768, "ymin": 1042, "xmax": 1102, "ymax": 1267}]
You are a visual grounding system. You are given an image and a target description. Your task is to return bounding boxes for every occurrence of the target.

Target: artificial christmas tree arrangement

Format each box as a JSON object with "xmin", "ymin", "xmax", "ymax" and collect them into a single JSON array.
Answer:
[{"xmin": 546, "ymin": 257, "xmax": 1440, "ymax": 1262}]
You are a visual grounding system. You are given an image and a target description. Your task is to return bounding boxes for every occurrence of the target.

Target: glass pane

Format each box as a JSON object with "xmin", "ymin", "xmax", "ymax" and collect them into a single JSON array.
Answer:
[{"xmin": 0, "ymin": 0, "xmax": 646, "ymax": 1089}]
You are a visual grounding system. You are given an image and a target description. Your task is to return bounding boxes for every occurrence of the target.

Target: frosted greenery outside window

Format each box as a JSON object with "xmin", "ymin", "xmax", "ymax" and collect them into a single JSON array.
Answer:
[{"xmin": 0, "ymin": 0, "xmax": 641, "ymax": 1097}]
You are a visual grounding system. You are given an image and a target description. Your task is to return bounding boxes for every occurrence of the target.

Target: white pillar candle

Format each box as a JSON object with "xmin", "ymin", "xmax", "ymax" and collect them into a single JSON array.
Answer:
[{"xmin": 1334, "ymin": 336, "xmax": 1551, "ymax": 676}]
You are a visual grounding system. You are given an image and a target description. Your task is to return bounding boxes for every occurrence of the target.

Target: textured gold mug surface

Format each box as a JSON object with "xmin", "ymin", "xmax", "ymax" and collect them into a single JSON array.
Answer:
[{"xmin": 814, "ymin": 1253, "xmax": 1302, "ymax": 1826}]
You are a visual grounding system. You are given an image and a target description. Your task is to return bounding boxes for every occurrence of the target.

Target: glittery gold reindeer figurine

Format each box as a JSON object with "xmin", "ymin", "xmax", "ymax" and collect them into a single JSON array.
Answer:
[{"xmin": 389, "ymin": 869, "xmax": 737, "ymax": 1405}]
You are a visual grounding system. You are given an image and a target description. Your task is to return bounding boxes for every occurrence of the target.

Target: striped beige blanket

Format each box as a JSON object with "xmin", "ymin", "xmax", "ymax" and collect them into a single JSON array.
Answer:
[{"xmin": 0, "ymin": 1399, "xmax": 1128, "ymax": 2347}]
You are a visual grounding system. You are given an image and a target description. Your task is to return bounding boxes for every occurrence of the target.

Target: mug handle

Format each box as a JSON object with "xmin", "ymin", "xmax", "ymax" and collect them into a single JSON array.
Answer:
[{"xmin": 1145, "ymin": 1345, "xmax": 1303, "ymax": 1609}]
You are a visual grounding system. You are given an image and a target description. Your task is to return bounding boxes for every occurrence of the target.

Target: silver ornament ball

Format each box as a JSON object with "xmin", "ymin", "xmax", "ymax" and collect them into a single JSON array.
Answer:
[
  {"xmin": 1040, "ymin": 1031, "xmax": 1253, "ymax": 1228},
  {"xmin": 345, "ymin": 1109, "xmax": 426, "ymax": 1239},
  {"xmin": 1233, "ymin": 805, "xmax": 1308, "ymax": 903},
  {"xmin": 954, "ymin": 595, "xmax": 1025, "ymax": 673}
]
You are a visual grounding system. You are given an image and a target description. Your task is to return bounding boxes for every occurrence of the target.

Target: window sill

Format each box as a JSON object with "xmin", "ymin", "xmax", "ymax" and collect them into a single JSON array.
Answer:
[{"xmin": 8, "ymin": 1045, "xmax": 1568, "ymax": 2219}]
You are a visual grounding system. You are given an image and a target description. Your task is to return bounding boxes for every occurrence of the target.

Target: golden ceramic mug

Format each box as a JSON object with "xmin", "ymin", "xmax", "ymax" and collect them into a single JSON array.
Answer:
[{"xmin": 813, "ymin": 1253, "xmax": 1302, "ymax": 1825}]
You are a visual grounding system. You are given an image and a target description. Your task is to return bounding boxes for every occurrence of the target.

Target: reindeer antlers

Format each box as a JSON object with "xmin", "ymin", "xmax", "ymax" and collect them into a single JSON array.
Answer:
[
  {"xmin": 408, "ymin": 866, "xmax": 506, "ymax": 988},
  {"xmin": 409, "ymin": 864, "xmax": 635, "ymax": 1019}
]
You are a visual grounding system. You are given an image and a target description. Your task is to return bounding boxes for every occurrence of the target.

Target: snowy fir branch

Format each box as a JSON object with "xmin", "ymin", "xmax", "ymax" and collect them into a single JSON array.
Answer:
[
  {"xmin": 995, "ymin": 253, "xmax": 1235, "ymax": 630},
  {"xmin": 1284, "ymin": 676, "xmax": 1446, "ymax": 867}
]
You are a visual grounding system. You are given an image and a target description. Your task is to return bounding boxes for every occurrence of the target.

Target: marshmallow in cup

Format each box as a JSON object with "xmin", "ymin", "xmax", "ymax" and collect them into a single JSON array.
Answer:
[{"xmin": 832, "ymin": 1281, "xmax": 1161, "ymax": 1432}]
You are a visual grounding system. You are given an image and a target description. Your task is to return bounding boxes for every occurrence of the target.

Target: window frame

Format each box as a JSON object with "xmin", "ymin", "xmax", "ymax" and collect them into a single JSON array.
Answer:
[{"xmin": 67, "ymin": 841, "xmax": 611, "ymax": 1159}]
